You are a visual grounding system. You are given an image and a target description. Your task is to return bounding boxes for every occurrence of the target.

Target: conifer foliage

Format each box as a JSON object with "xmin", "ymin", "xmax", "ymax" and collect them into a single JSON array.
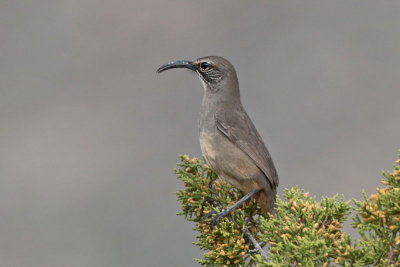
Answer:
[{"xmin": 175, "ymin": 154, "xmax": 400, "ymax": 266}]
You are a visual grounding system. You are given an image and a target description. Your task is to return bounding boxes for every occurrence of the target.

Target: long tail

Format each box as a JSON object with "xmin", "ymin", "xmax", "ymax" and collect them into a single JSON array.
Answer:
[{"xmin": 253, "ymin": 188, "xmax": 276, "ymax": 215}]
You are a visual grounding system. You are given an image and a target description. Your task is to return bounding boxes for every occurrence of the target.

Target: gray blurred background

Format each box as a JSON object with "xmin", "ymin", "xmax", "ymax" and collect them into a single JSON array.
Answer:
[{"xmin": 1, "ymin": 1, "xmax": 399, "ymax": 266}]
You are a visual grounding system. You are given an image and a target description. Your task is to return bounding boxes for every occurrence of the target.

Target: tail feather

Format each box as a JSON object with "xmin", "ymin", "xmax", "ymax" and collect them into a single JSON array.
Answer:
[{"xmin": 253, "ymin": 188, "xmax": 276, "ymax": 215}]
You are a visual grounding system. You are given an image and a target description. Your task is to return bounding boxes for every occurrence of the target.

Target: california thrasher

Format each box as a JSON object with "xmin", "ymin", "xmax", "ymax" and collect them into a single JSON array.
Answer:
[{"xmin": 157, "ymin": 56, "xmax": 278, "ymax": 223}]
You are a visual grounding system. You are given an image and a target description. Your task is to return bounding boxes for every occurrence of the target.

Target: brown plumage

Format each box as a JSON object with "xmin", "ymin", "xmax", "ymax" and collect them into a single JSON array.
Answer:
[{"xmin": 157, "ymin": 56, "xmax": 278, "ymax": 217}]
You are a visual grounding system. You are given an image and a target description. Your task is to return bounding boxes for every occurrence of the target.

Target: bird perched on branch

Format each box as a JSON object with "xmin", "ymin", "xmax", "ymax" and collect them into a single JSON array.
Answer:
[{"xmin": 157, "ymin": 56, "xmax": 278, "ymax": 224}]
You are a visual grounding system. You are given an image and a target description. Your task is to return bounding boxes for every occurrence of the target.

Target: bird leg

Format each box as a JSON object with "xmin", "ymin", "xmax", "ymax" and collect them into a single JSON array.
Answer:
[{"xmin": 204, "ymin": 189, "xmax": 261, "ymax": 229}]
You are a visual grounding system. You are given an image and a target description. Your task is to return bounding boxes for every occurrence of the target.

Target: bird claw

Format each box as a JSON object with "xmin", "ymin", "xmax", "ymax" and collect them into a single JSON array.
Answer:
[{"xmin": 203, "ymin": 209, "xmax": 233, "ymax": 229}]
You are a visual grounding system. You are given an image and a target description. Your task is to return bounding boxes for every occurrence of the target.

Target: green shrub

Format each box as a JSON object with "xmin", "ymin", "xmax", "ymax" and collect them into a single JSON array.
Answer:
[{"xmin": 175, "ymin": 154, "xmax": 400, "ymax": 266}]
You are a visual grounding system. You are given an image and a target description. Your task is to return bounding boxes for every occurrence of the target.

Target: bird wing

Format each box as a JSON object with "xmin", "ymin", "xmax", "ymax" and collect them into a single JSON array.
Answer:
[{"xmin": 215, "ymin": 109, "xmax": 278, "ymax": 188}]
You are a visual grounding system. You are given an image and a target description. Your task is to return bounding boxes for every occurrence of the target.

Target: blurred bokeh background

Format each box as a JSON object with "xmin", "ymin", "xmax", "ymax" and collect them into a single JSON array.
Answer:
[{"xmin": 1, "ymin": 1, "xmax": 399, "ymax": 266}]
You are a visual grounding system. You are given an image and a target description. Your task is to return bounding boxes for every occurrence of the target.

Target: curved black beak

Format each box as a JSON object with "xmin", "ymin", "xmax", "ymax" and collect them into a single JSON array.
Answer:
[{"xmin": 156, "ymin": 60, "xmax": 196, "ymax": 73}]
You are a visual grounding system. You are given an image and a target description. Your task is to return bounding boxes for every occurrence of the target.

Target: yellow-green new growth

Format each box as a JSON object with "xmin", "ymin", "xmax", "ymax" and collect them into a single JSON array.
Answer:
[{"xmin": 175, "ymin": 154, "xmax": 400, "ymax": 266}]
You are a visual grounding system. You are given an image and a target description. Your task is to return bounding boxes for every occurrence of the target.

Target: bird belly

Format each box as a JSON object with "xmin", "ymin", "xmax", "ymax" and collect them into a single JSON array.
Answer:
[
  {"xmin": 199, "ymin": 132, "xmax": 218, "ymax": 169},
  {"xmin": 200, "ymin": 131, "xmax": 265, "ymax": 194}
]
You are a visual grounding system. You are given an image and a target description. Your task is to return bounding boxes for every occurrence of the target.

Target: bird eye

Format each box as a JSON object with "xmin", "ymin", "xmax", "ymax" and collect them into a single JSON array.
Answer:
[{"xmin": 200, "ymin": 62, "xmax": 211, "ymax": 70}]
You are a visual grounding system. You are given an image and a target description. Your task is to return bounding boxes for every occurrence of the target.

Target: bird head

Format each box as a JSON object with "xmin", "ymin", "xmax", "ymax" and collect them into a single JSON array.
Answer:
[{"xmin": 157, "ymin": 56, "xmax": 239, "ymax": 98}]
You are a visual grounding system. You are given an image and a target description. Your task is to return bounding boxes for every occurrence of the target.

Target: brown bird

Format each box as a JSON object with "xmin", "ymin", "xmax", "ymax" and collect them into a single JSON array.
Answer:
[{"xmin": 157, "ymin": 56, "xmax": 278, "ymax": 224}]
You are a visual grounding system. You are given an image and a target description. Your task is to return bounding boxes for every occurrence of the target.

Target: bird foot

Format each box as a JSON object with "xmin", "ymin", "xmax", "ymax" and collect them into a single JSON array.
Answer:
[{"xmin": 203, "ymin": 209, "xmax": 233, "ymax": 229}]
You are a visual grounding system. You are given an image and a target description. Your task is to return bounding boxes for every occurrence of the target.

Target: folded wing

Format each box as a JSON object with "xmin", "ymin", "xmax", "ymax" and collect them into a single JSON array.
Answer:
[{"xmin": 215, "ymin": 109, "xmax": 278, "ymax": 188}]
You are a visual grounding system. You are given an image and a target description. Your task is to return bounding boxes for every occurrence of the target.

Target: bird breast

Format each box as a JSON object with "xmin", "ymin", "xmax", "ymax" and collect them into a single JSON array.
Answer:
[{"xmin": 199, "ymin": 131, "xmax": 218, "ymax": 170}]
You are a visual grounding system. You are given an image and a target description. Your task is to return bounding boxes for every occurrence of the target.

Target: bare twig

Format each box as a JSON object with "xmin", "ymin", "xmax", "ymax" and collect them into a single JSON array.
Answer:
[
  {"xmin": 372, "ymin": 257, "xmax": 381, "ymax": 266},
  {"xmin": 386, "ymin": 245, "xmax": 397, "ymax": 266},
  {"xmin": 243, "ymin": 228, "xmax": 269, "ymax": 262},
  {"xmin": 205, "ymin": 197, "xmax": 269, "ymax": 261}
]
